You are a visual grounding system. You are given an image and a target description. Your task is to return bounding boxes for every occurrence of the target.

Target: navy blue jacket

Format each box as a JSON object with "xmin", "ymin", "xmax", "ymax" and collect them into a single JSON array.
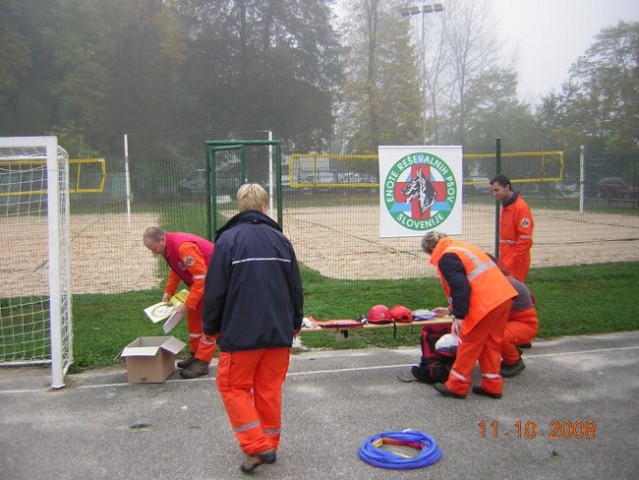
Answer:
[
  {"xmin": 439, "ymin": 253, "xmax": 470, "ymax": 319},
  {"xmin": 202, "ymin": 210, "xmax": 304, "ymax": 351}
]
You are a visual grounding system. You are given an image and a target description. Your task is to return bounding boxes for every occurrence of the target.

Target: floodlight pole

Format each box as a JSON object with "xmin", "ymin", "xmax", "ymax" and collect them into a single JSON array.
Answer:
[
  {"xmin": 259, "ymin": 130, "xmax": 274, "ymax": 217},
  {"xmin": 579, "ymin": 144, "xmax": 585, "ymax": 213},
  {"xmin": 268, "ymin": 130, "xmax": 273, "ymax": 216},
  {"xmin": 123, "ymin": 134, "xmax": 132, "ymax": 231},
  {"xmin": 400, "ymin": 3, "xmax": 444, "ymax": 144}
]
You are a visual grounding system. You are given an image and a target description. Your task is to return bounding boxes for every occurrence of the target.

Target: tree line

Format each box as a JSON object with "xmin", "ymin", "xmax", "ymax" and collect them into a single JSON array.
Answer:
[{"xmin": 1, "ymin": 0, "xmax": 637, "ymax": 178}]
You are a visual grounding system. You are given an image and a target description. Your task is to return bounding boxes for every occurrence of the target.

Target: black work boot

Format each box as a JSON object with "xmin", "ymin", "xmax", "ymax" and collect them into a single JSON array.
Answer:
[
  {"xmin": 500, "ymin": 358, "xmax": 525, "ymax": 378},
  {"xmin": 434, "ymin": 382, "xmax": 466, "ymax": 399},
  {"xmin": 472, "ymin": 386, "xmax": 502, "ymax": 399},
  {"xmin": 240, "ymin": 450, "xmax": 276, "ymax": 474},
  {"xmin": 179, "ymin": 359, "xmax": 209, "ymax": 379},
  {"xmin": 177, "ymin": 353, "xmax": 196, "ymax": 369}
]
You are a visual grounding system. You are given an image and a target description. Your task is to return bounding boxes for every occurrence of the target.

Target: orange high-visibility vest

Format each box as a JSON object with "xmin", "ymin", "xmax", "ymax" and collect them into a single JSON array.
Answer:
[{"xmin": 430, "ymin": 238, "xmax": 517, "ymax": 332}]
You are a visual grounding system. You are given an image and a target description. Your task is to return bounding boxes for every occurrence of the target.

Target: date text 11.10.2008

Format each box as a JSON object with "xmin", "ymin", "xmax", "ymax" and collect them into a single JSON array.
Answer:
[{"xmin": 479, "ymin": 420, "xmax": 597, "ymax": 439}]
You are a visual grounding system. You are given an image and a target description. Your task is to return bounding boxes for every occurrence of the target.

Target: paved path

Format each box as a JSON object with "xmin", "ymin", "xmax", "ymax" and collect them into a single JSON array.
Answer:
[{"xmin": 1, "ymin": 331, "xmax": 638, "ymax": 479}]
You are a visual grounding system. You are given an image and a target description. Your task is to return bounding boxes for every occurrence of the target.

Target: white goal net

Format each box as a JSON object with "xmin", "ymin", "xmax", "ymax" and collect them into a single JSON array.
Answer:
[{"xmin": 0, "ymin": 137, "xmax": 73, "ymax": 388}]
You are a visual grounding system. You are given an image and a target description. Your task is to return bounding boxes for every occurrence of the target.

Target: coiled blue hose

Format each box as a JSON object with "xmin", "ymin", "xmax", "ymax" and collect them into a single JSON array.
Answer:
[{"xmin": 358, "ymin": 430, "xmax": 442, "ymax": 469}]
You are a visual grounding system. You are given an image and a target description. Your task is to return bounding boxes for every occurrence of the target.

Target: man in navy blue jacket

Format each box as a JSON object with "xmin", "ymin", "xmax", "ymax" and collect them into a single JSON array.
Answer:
[{"xmin": 202, "ymin": 183, "xmax": 303, "ymax": 474}]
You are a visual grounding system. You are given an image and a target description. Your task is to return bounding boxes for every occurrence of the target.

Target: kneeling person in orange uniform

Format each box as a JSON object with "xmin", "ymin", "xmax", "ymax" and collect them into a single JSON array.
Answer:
[
  {"xmin": 202, "ymin": 184, "xmax": 304, "ymax": 474},
  {"xmin": 499, "ymin": 270, "xmax": 539, "ymax": 377},
  {"xmin": 500, "ymin": 275, "xmax": 538, "ymax": 376},
  {"xmin": 143, "ymin": 227, "xmax": 218, "ymax": 379},
  {"xmin": 422, "ymin": 231, "xmax": 517, "ymax": 399}
]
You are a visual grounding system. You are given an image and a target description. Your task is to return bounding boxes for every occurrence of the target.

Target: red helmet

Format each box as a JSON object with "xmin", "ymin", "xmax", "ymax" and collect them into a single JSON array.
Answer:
[
  {"xmin": 368, "ymin": 305, "xmax": 392, "ymax": 323},
  {"xmin": 390, "ymin": 305, "xmax": 413, "ymax": 323}
]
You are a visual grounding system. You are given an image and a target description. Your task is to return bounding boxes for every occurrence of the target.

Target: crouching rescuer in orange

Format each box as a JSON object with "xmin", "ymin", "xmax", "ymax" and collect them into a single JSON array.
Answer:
[{"xmin": 421, "ymin": 231, "xmax": 517, "ymax": 399}]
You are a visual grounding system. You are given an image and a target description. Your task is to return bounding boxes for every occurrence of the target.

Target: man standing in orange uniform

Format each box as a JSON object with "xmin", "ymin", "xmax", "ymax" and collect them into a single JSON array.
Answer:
[
  {"xmin": 490, "ymin": 174, "xmax": 534, "ymax": 282},
  {"xmin": 421, "ymin": 231, "xmax": 517, "ymax": 399},
  {"xmin": 202, "ymin": 184, "xmax": 303, "ymax": 474},
  {"xmin": 143, "ymin": 227, "xmax": 218, "ymax": 379}
]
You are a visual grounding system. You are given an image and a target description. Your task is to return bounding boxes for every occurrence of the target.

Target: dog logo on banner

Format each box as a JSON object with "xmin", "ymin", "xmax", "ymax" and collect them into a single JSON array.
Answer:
[
  {"xmin": 401, "ymin": 168, "xmax": 436, "ymax": 215},
  {"xmin": 384, "ymin": 152, "xmax": 458, "ymax": 231}
]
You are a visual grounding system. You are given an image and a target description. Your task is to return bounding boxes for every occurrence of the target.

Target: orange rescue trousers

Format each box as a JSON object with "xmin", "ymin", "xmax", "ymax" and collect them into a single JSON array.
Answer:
[
  {"xmin": 216, "ymin": 348, "xmax": 290, "ymax": 456},
  {"xmin": 501, "ymin": 308, "xmax": 538, "ymax": 364},
  {"xmin": 188, "ymin": 302, "xmax": 217, "ymax": 363},
  {"xmin": 445, "ymin": 300, "xmax": 512, "ymax": 397}
]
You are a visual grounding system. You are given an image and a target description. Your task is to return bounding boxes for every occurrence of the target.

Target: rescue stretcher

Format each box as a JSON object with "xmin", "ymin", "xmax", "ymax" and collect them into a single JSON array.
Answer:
[{"xmin": 300, "ymin": 315, "xmax": 453, "ymax": 338}]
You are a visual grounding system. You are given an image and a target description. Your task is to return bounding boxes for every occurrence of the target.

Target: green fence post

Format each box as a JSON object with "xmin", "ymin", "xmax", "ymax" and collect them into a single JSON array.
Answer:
[
  {"xmin": 205, "ymin": 146, "xmax": 214, "ymax": 241},
  {"xmin": 275, "ymin": 142, "xmax": 283, "ymax": 228},
  {"xmin": 494, "ymin": 138, "xmax": 501, "ymax": 259}
]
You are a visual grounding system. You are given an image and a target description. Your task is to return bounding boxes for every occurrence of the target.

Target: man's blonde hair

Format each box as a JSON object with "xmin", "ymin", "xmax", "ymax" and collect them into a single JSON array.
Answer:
[{"xmin": 237, "ymin": 183, "xmax": 268, "ymax": 212}]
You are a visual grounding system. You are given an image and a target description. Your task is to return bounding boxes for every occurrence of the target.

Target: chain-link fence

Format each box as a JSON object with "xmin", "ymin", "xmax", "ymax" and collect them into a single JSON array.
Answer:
[{"xmin": 41, "ymin": 143, "xmax": 638, "ymax": 294}]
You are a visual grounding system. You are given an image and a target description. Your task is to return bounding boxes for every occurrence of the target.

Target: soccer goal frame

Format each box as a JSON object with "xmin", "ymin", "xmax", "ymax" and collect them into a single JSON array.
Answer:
[{"xmin": 0, "ymin": 136, "xmax": 73, "ymax": 389}]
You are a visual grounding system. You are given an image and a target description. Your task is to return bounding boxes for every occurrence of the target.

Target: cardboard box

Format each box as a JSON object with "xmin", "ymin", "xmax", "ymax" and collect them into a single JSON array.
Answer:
[{"xmin": 120, "ymin": 336, "xmax": 186, "ymax": 384}]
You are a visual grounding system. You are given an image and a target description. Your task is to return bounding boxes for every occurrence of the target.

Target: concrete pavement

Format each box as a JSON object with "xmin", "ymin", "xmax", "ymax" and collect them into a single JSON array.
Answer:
[{"xmin": 1, "ymin": 331, "xmax": 638, "ymax": 479}]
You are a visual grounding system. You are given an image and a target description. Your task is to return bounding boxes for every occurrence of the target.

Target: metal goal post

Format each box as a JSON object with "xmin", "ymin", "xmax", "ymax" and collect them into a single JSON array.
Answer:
[{"xmin": 0, "ymin": 136, "xmax": 73, "ymax": 389}]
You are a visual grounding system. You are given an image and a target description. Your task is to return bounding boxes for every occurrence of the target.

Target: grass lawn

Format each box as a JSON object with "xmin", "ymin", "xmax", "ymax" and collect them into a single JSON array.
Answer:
[{"xmin": 69, "ymin": 261, "xmax": 639, "ymax": 372}]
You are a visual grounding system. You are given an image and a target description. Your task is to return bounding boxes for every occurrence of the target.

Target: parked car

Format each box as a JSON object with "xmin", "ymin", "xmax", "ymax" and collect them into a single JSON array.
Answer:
[
  {"xmin": 465, "ymin": 176, "xmax": 491, "ymax": 192},
  {"xmin": 597, "ymin": 176, "xmax": 638, "ymax": 201},
  {"xmin": 340, "ymin": 172, "xmax": 377, "ymax": 184},
  {"xmin": 302, "ymin": 172, "xmax": 338, "ymax": 183},
  {"xmin": 554, "ymin": 182, "xmax": 580, "ymax": 199},
  {"xmin": 300, "ymin": 172, "xmax": 340, "ymax": 193},
  {"xmin": 179, "ymin": 169, "xmax": 240, "ymax": 195},
  {"xmin": 179, "ymin": 169, "xmax": 207, "ymax": 195},
  {"xmin": 262, "ymin": 174, "xmax": 295, "ymax": 193}
]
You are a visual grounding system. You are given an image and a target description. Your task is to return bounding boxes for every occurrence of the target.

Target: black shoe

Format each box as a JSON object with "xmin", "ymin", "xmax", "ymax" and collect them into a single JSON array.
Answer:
[
  {"xmin": 259, "ymin": 450, "xmax": 277, "ymax": 464},
  {"xmin": 240, "ymin": 450, "xmax": 276, "ymax": 474},
  {"xmin": 179, "ymin": 359, "xmax": 209, "ymax": 379},
  {"xmin": 472, "ymin": 386, "xmax": 502, "ymax": 399},
  {"xmin": 240, "ymin": 455, "xmax": 261, "ymax": 474},
  {"xmin": 518, "ymin": 343, "xmax": 532, "ymax": 349},
  {"xmin": 500, "ymin": 358, "xmax": 525, "ymax": 378},
  {"xmin": 177, "ymin": 353, "xmax": 196, "ymax": 369},
  {"xmin": 434, "ymin": 382, "xmax": 466, "ymax": 399}
]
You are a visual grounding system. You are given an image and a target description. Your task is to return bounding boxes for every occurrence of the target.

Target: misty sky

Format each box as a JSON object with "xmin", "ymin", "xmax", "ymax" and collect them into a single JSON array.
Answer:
[{"xmin": 492, "ymin": 0, "xmax": 639, "ymax": 102}]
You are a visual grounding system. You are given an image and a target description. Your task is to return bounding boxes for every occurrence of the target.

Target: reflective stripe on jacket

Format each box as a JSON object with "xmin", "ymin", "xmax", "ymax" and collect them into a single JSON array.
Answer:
[
  {"xmin": 430, "ymin": 237, "xmax": 517, "ymax": 332},
  {"xmin": 202, "ymin": 210, "xmax": 304, "ymax": 351}
]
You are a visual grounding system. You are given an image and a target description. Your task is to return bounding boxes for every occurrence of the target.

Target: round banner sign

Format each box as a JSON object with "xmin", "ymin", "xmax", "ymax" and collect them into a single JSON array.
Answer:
[{"xmin": 383, "ymin": 152, "xmax": 458, "ymax": 231}]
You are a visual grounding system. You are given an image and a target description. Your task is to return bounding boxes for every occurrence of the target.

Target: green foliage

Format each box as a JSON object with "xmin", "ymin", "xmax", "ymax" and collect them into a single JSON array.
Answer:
[
  {"xmin": 460, "ymin": 69, "xmax": 539, "ymax": 150},
  {"xmin": 0, "ymin": 0, "xmax": 31, "ymax": 103},
  {"xmin": 0, "ymin": 298, "xmax": 50, "ymax": 359},
  {"xmin": 339, "ymin": 0, "xmax": 423, "ymax": 151},
  {"xmin": 71, "ymin": 290, "xmax": 166, "ymax": 370},
  {"xmin": 69, "ymin": 262, "xmax": 639, "ymax": 371},
  {"xmin": 526, "ymin": 262, "xmax": 639, "ymax": 337},
  {"xmin": 301, "ymin": 267, "xmax": 446, "ymax": 319},
  {"xmin": 1, "ymin": 1, "xmax": 635, "ymax": 165},
  {"xmin": 537, "ymin": 21, "xmax": 639, "ymax": 166},
  {"xmin": 0, "ymin": 0, "xmax": 342, "ymax": 155},
  {"xmin": 300, "ymin": 324, "xmax": 419, "ymax": 350}
]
